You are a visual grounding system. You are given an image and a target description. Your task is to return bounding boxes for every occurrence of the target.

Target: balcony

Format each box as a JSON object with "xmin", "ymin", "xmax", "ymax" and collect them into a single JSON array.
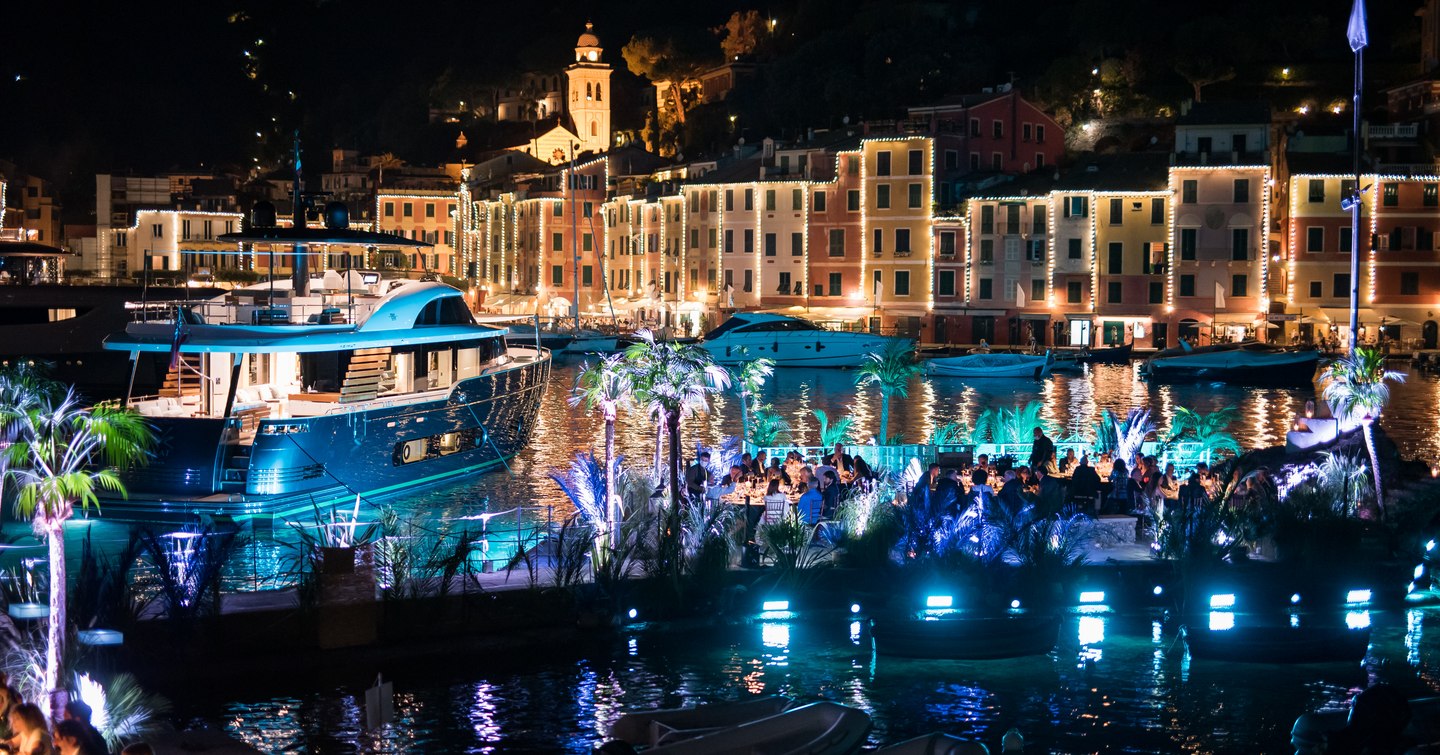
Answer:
[
  {"xmin": 1368, "ymin": 123, "xmax": 1419, "ymax": 140},
  {"xmin": 894, "ymin": 249, "xmax": 913, "ymax": 258}
]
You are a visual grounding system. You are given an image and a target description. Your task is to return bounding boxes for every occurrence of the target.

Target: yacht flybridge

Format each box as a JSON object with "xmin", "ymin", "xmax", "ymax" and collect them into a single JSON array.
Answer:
[{"xmin": 103, "ymin": 280, "xmax": 549, "ymax": 521}]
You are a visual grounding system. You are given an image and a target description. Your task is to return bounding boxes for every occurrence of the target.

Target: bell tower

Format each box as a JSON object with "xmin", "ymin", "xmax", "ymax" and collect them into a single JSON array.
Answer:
[{"xmin": 565, "ymin": 21, "xmax": 612, "ymax": 155}]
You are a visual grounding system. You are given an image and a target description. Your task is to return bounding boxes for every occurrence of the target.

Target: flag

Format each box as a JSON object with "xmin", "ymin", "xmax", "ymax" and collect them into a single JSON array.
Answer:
[
  {"xmin": 1016, "ymin": 281, "xmax": 1027, "ymax": 308},
  {"xmin": 1347, "ymin": 0, "xmax": 1368, "ymax": 52},
  {"xmin": 1214, "ymin": 281, "xmax": 1226, "ymax": 310},
  {"xmin": 166, "ymin": 313, "xmax": 188, "ymax": 373}
]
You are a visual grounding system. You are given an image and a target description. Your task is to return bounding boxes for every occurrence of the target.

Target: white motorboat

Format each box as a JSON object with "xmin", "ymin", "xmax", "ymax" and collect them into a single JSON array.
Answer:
[
  {"xmin": 700, "ymin": 312, "xmax": 909, "ymax": 368},
  {"xmin": 926, "ymin": 351, "xmax": 1053, "ymax": 379},
  {"xmin": 640, "ymin": 702, "xmax": 870, "ymax": 755},
  {"xmin": 873, "ymin": 733, "xmax": 990, "ymax": 754},
  {"xmin": 609, "ymin": 696, "xmax": 794, "ymax": 747}
]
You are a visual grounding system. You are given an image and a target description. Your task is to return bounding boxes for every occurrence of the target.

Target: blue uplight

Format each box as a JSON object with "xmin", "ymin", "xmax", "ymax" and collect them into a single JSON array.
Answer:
[
  {"xmin": 762, "ymin": 600, "xmax": 790, "ymax": 612},
  {"xmin": 1078, "ymin": 591, "xmax": 1105, "ymax": 604},
  {"xmin": 1290, "ymin": 593, "xmax": 1302, "ymax": 604},
  {"xmin": 1153, "ymin": 585, "xmax": 1164, "ymax": 596},
  {"xmin": 1010, "ymin": 599, "xmax": 1022, "ymax": 609},
  {"xmin": 1346, "ymin": 589, "xmax": 1372, "ymax": 605},
  {"xmin": 1208, "ymin": 611, "xmax": 1235, "ymax": 631},
  {"xmin": 627, "ymin": 608, "xmax": 638, "ymax": 620},
  {"xmin": 850, "ymin": 603, "xmax": 861, "ymax": 614},
  {"xmin": 925, "ymin": 595, "xmax": 954, "ymax": 608},
  {"xmin": 1209, "ymin": 593, "xmax": 1235, "ymax": 609}
]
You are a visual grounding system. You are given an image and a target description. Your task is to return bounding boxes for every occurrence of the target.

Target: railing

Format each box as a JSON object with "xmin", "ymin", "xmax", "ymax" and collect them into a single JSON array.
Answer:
[
  {"xmin": 127, "ymin": 297, "xmax": 378, "ymax": 327},
  {"xmin": 745, "ymin": 440, "xmax": 1213, "ymax": 477},
  {"xmin": 1368, "ymin": 124, "xmax": 1419, "ymax": 140}
]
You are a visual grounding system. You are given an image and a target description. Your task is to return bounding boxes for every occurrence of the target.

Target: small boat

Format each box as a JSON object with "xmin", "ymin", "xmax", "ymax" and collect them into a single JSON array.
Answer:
[
  {"xmin": 1291, "ymin": 696, "xmax": 1440, "ymax": 753},
  {"xmin": 608, "ymin": 696, "xmax": 793, "ymax": 747},
  {"xmin": 700, "ymin": 312, "xmax": 910, "ymax": 368},
  {"xmin": 1077, "ymin": 342, "xmax": 1134, "ymax": 364},
  {"xmin": 871, "ymin": 613, "xmax": 1060, "ymax": 659},
  {"xmin": 1182, "ymin": 623, "xmax": 1370, "ymax": 663},
  {"xmin": 1140, "ymin": 341, "xmax": 1319, "ymax": 386},
  {"xmin": 926, "ymin": 351, "xmax": 1053, "ymax": 379},
  {"xmin": 639, "ymin": 701, "xmax": 870, "ymax": 755},
  {"xmin": 873, "ymin": 733, "xmax": 989, "ymax": 754}
]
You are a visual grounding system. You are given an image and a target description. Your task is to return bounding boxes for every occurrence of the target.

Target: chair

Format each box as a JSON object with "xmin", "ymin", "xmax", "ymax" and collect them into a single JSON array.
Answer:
[{"xmin": 762, "ymin": 495, "xmax": 788, "ymax": 525}]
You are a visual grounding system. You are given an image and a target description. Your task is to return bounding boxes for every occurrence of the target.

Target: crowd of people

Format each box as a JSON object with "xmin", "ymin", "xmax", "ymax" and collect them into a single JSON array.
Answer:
[
  {"xmin": 0, "ymin": 677, "xmax": 154, "ymax": 755},
  {"xmin": 685, "ymin": 444, "xmax": 878, "ymax": 526},
  {"xmin": 902, "ymin": 426, "xmax": 1257, "ymax": 535}
]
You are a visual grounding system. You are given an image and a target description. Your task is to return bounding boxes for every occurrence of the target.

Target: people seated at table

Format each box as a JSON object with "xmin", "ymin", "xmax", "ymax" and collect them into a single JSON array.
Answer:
[
  {"xmin": 1106, "ymin": 458, "xmax": 1132, "ymax": 514},
  {"xmin": 752, "ymin": 451, "xmax": 768, "ymax": 477},
  {"xmin": 819, "ymin": 470, "xmax": 841, "ymax": 519},
  {"xmin": 910, "ymin": 463, "xmax": 941, "ymax": 507},
  {"xmin": 1058, "ymin": 448, "xmax": 1077, "ymax": 475},
  {"xmin": 762, "ymin": 478, "xmax": 789, "ymax": 522},
  {"xmin": 966, "ymin": 468, "xmax": 994, "ymax": 513},
  {"xmin": 997, "ymin": 469, "xmax": 1026, "ymax": 515},
  {"xmin": 796, "ymin": 482, "xmax": 823, "ymax": 524},
  {"xmin": 826, "ymin": 443, "xmax": 854, "ymax": 476},
  {"xmin": 851, "ymin": 455, "xmax": 874, "ymax": 483},
  {"xmin": 1069, "ymin": 455, "xmax": 1103, "ymax": 511}
]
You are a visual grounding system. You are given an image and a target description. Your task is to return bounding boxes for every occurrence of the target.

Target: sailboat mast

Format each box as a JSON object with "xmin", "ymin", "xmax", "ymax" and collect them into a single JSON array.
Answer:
[
  {"xmin": 291, "ymin": 133, "xmax": 310, "ymax": 297},
  {"xmin": 570, "ymin": 145, "xmax": 580, "ymax": 331}
]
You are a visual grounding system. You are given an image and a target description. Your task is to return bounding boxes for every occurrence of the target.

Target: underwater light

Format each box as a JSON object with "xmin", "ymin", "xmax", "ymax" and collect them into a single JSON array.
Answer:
[
  {"xmin": 627, "ymin": 608, "xmax": 638, "ymax": 620},
  {"xmin": 762, "ymin": 600, "xmax": 790, "ymax": 612},
  {"xmin": 1346, "ymin": 611, "xmax": 1371, "ymax": 630},
  {"xmin": 1416, "ymin": 565, "xmax": 1427, "ymax": 580},
  {"xmin": 1078, "ymin": 591, "xmax": 1105, "ymax": 604},
  {"xmin": 1290, "ymin": 593, "xmax": 1302, "ymax": 604},
  {"xmin": 1209, "ymin": 594, "xmax": 1235, "ymax": 609},
  {"xmin": 1011, "ymin": 599, "xmax": 1022, "ymax": 609},
  {"xmin": 1346, "ymin": 589, "xmax": 1372, "ymax": 605},
  {"xmin": 850, "ymin": 603, "xmax": 861, "ymax": 614},
  {"xmin": 925, "ymin": 595, "xmax": 954, "ymax": 608},
  {"xmin": 1428, "ymin": 540, "xmax": 1436, "ymax": 552},
  {"xmin": 1153, "ymin": 585, "xmax": 1164, "ymax": 596},
  {"xmin": 1208, "ymin": 611, "xmax": 1235, "ymax": 631}
]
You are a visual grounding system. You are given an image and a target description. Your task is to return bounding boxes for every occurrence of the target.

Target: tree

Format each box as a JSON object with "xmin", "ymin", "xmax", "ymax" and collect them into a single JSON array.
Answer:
[
  {"xmin": 716, "ymin": 10, "xmax": 767, "ymax": 61},
  {"xmin": 624, "ymin": 331, "xmax": 730, "ymax": 520},
  {"xmin": 1167, "ymin": 406, "xmax": 1241, "ymax": 462},
  {"xmin": 569, "ymin": 354, "xmax": 632, "ymax": 532},
  {"xmin": 1321, "ymin": 348, "xmax": 1404, "ymax": 516},
  {"xmin": 0, "ymin": 377, "xmax": 151, "ymax": 714},
  {"xmin": 370, "ymin": 152, "xmax": 403, "ymax": 191},
  {"xmin": 621, "ymin": 31, "xmax": 712, "ymax": 127},
  {"xmin": 729, "ymin": 358, "xmax": 774, "ymax": 444},
  {"xmin": 854, "ymin": 342, "xmax": 923, "ymax": 444}
]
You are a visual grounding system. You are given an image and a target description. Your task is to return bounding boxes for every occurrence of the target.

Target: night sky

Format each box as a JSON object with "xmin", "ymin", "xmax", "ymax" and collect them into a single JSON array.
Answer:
[{"xmin": 0, "ymin": 0, "xmax": 1421, "ymax": 216}]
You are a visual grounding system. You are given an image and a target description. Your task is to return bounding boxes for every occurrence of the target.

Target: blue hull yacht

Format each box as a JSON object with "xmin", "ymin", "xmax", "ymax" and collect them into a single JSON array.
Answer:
[{"xmin": 101, "ymin": 280, "xmax": 549, "ymax": 522}]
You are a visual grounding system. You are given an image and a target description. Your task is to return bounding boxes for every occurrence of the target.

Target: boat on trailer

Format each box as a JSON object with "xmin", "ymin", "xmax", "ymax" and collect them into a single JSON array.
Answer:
[{"xmin": 101, "ymin": 280, "xmax": 549, "ymax": 522}]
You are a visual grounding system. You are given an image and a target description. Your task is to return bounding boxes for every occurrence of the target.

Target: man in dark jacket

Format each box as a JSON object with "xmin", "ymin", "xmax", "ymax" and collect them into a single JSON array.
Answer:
[
  {"xmin": 1029, "ymin": 426, "xmax": 1057, "ymax": 476},
  {"xmin": 1068, "ymin": 456, "xmax": 1102, "ymax": 512},
  {"xmin": 685, "ymin": 452, "xmax": 711, "ymax": 499}
]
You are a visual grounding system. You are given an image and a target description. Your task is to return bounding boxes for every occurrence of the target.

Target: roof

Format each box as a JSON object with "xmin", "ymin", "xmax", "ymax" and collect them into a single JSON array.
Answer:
[
  {"xmin": 1286, "ymin": 152, "xmax": 1357, "ymax": 175},
  {"xmin": 1176, "ymin": 102, "xmax": 1271, "ymax": 126},
  {"xmin": 685, "ymin": 157, "xmax": 762, "ymax": 185},
  {"xmin": 1055, "ymin": 152, "xmax": 1171, "ymax": 192},
  {"xmin": 907, "ymin": 91, "xmax": 1008, "ymax": 114}
]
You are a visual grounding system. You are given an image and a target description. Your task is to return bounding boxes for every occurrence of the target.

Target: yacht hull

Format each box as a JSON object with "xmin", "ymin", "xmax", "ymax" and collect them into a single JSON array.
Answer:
[
  {"xmin": 700, "ymin": 334, "xmax": 910, "ymax": 368},
  {"xmin": 106, "ymin": 355, "xmax": 549, "ymax": 521},
  {"xmin": 1142, "ymin": 347, "xmax": 1319, "ymax": 386}
]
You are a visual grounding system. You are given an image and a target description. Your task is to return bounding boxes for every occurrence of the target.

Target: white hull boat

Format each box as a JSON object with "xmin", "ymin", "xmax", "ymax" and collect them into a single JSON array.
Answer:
[
  {"xmin": 701, "ymin": 313, "xmax": 909, "ymax": 368},
  {"xmin": 873, "ymin": 733, "xmax": 990, "ymax": 754},
  {"xmin": 609, "ymin": 696, "xmax": 794, "ymax": 747},
  {"xmin": 927, "ymin": 351, "xmax": 1053, "ymax": 379},
  {"xmin": 640, "ymin": 701, "xmax": 870, "ymax": 755}
]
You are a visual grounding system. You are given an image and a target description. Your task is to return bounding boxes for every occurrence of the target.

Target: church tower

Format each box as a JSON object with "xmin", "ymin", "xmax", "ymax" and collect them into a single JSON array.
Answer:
[{"xmin": 565, "ymin": 22, "xmax": 612, "ymax": 155}]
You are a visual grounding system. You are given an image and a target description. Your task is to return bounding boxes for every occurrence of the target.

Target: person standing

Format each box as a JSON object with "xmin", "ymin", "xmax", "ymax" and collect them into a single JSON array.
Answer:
[
  {"xmin": 1029, "ymin": 426, "xmax": 1057, "ymax": 476},
  {"xmin": 685, "ymin": 452, "xmax": 712, "ymax": 500}
]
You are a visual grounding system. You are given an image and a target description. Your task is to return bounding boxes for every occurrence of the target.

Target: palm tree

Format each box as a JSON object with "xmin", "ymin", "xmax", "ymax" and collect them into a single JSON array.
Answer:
[
  {"xmin": 0, "ymin": 382, "xmax": 151, "ymax": 711},
  {"xmin": 1321, "ymin": 347, "xmax": 1405, "ymax": 514},
  {"xmin": 814, "ymin": 409, "xmax": 855, "ymax": 448},
  {"xmin": 854, "ymin": 342, "xmax": 923, "ymax": 444},
  {"xmin": 748, "ymin": 405, "xmax": 791, "ymax": 446},
  {"xmin": 728, "ymin": 358, "xmax": 774, "ymax": 444},
  {"xmin": 625, "ymin": 330, "xmax": 730, "ymax": 517},
  {"xmin": 1167, "ymin": 406, "xmax": 1241, "ymax": 462},
  {"xmin": 370, "ymin": 152, "xmax": 403, "ymax": 191},
  {"xmin": 569, "ymin": 354, "xmax": 632, "ymax": 531}
]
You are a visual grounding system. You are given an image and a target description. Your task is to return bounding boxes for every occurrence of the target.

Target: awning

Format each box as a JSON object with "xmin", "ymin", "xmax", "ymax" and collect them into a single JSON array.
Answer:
[
  {"xmin": 479, "ymin": 293, "xmax": 539, "ymax": 313},
  {"xmin": 1064, "ymin": 313, "xmax": 1095, "ymax": 320},
  {"xmin": 763, "ymin": 305, "xmax": 871, "ymax": 321},
  {"xmin": 1320, "ymin": 307, "xmax": 1384, "ymax": 325},
  {"xmin": 1212, "ymin": 315, "xmax": 1259, "ymax": 326},
  {"xmin": 1016, "ymin": 313, "xmax": 1052, "ymax": 320}
]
